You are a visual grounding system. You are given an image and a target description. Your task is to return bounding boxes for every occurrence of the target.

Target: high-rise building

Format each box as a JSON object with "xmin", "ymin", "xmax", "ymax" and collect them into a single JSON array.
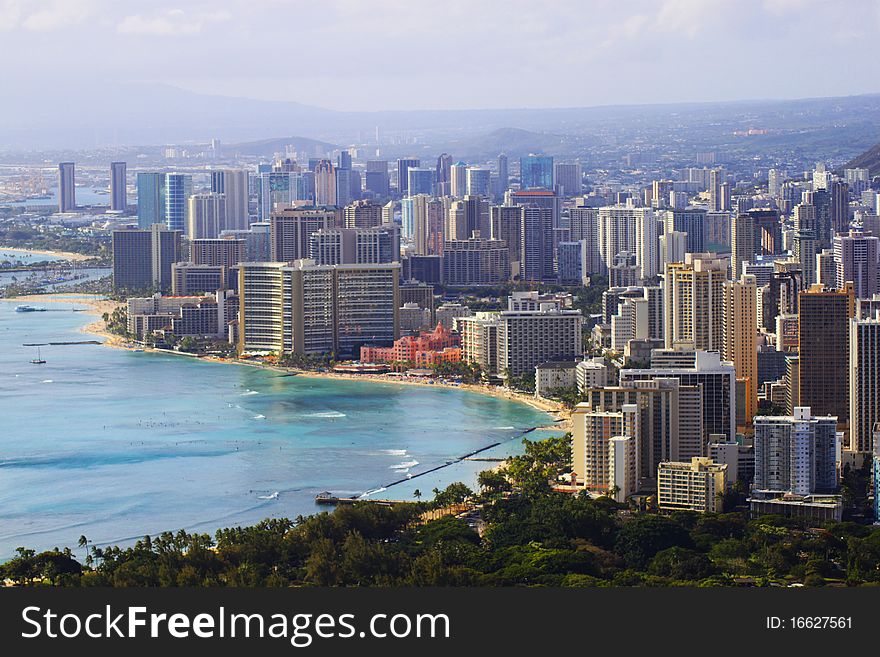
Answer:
[
  {"xmin": 171, "ymin": 263, "xmax": 225, "ymax": 296},
  {"xmin": 111, "ymin": 228, "xmax": 152, "ymax": 290},
  {"xmin": 657, "ymin": 458, "xmax": 727, "ymax": 514},
  {"xmin": 187, "ymin": 193, "xmax": 227, "ymax": 239},
  {"xmin": 496, "ymin": 153, "xmax": 509, "ymax": 198},
  {"xmin": 457, "ymin": 293, "xmax": 582, "ymax": 379},
  {"xmin": 465, "ymin": 167, "xmax": 492, "ymax": 198},
  {"xmin": 164, "ymin": 173, "xmax": 193, "ymax": 232},
  {"xmin": 663, "ymin": 252, "xmax": 728, "ymax": 352},
  {"xmin": 238, "ymin": 260, "xmax": 400, "ymax": 357},
  {"xmin": 449, "ymin": 161, "xmax": 468, "ymax": 198},
  {"xmin": 396, "ymin": 158, "xmax": 420, "ymax": 196},
  {"xmin": 753, "ymin": 407, "xmax": 838, "ymax": 494},
  {"xmin": 708, "ymin": 169, "xmax": 724, "ymax": 212},
  {"xmin": 849, "ymin": 307, "xmax": 880, "ymax": 454},
  {"xmin": 731, "ymin": 211, "xmax": 755, "ymax": 281},
  {"xmin": 190, "ymin": 238, "xmax": 245, "ymax": 270},
  {"xmin": 581, "ymin": 378, "xmax": 703, "ymax": 485},
  {"xmin": 309, "ymin": 226, "xmax": 399, "ymax": 265},
  {"xmin": 58, "ymin": 162, "xmax": 76, "ymax": 213},
  {"xmin": 448, "ymin": 195, "xmax": 491, "ymax": 241},
  {"xmin": 665, "ymin": 208, "xmax": 705, "ymax": 254},
  {"xmin": 364, "ymin": 160, "xmax": 390, "ymax": 198},
  {"xmin": 344, "ymin": 199, "xmax": 384, "ymax": 230},
  {"xmin": 111, "ymin": 224, "xmax": 181, "ymax": 292},
  {"xmin": 314, "ymin": 160, "xmax": 336, "ymax": 206},
  {"xmin": 435, "ymin": 153, "xmax": 452, "ymax": 196},
  {"xmin": 620, "ymin": 347, "xmax": 737, "ymax": 442},
  {"xmin": 211, "ymin": 169, "xmax": 249, "ymax": 230},
  {"xmin": 407, "ymin": 167, "xmax": 434, "ymax": 197},
  {"xmin": 722, "ymin": 275, "xmax": 758, "ymax": 425},
  {"xmin": 520, "ymin": 154, "xmax": 553, "ymax": 190},
  {"xmin": 568, "ymin": 206, "xmax": 602, "ymax": 275},
  {"xmin": 793, "ymin": 202, "xmax": 818, "ymax": 285},
  {"xmin": 596, "ymin": 204, "xmax": 654, "ymax": 276},
  {"xmin": 270, "ymin": 208, "xmax": 337, "ymax": 262},
  {"xmin": 110, "ymin": 162, "xmax": 127, "ymax": 212},
  {"xmin": 136, "ymin": 172, "xmax": 166, "ymax": 228},
  {"xmin": 442, "ymin": 238, "xmax": 510, "ymax": 286},
  {"xmin": 798, "ymin": 283, "xmax": 856, "ymax": 427},
  {"xmin": 834, "ymin": 229, "xmax": 879, "ymax": 299},
  {"xmin": 553, "ymin": 162, "xmax": 581, "ymax": 197},
  {"xmin": 658, "ymin": 230, "xmax": 687, "ymax": 271},
  {"xmin": 520, "ymin": 205, "xmax": 555, "ymax": 282},
  {"xmin": 570, "ymin": 403, "xmax": 639, "ymax": 496}
]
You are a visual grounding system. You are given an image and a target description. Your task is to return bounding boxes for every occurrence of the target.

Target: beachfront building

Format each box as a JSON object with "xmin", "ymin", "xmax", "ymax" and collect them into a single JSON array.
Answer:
[
  {"xmin": 457, "ymin": 293, "xmax": 583, "ymax": 381},
  {"xmin": 126, "ymin": 293, "xmax": 232, "ymax": 340},
  {"xmin": 535, "ymin": 361, "xmax": 578, "ymax": 397},
  {"xmin": 360, "ymin": 323, "xmax": 461, "ymax": 367},
  {"xmin": 238, "ymin": 259, "xmax": 400, "ymax": 357},
  {"xmin": 657, "ymin": 457, "xmax": 728, "ymax": 514}
]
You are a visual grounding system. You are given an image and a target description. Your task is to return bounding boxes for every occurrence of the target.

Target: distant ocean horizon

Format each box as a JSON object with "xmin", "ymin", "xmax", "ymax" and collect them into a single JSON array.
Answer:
[{"xmin": 0, "ymin": 300, "xmax": 558, "ymax": 560}]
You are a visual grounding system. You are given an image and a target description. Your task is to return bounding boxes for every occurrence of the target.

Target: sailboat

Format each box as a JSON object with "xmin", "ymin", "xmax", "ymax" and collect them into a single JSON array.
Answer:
[{"xmin": 30, "ymin": 347, "xmax": 46, "ymax": 364}]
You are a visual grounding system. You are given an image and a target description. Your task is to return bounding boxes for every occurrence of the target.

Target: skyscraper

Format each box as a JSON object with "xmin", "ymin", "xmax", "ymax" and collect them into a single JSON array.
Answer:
[
  {"xmin": 798, "ymin": 283, "xmax": 856, "ymax": 427},
  {"xmin": 520, "ymin": 154, "xmax": 553, "ymax": 190},
  {"xmin": 110, "ymin": 162, "xmax": 127, "ymax": 212},
  {"xmin": 270, "ymin": 207, "xmax": 337, "ymax": 262},
  {"xmin": 553, "ymin": 162, "xmax": 581, "ymax": 197},
  {"xmin": 834, "ymin": 229, "xmax": 879, "ymax": 299},
  {"xmin": 211, "ymin": 169, "xmax": 250, "ymax": 231},
  {"xmin": 465, "ymin": 167, "xmax": 492, "ymax": 198},
  {"xmin": 111, "ymin": 225, "xmax": 181, "ymax": 292},
  {"xmin": 722, "ymin": 275, "xmax": 758, "ymax": 425},
  {"xmin": 164, "ymin": 173, "xmax": 193, "ymax": 232},
  {"xmin": 496, "ymin": 153, "xmax": 509, "ymax": 198},
  {"xmin": 435, "ymin": 153, "xmax": 452, "ymax": 196},
  {"xmin": 753, "ymin": 407, "xmax": 838, "ymax": 494},
  {"xmin": 665, "ymin": 208, "xmax": 706, "ymax": 255},
  {"xmin": 407, "ymin": 167, "xmax": 435, "ymax": 197},
  {"xmin": 136, "ymin": 172, "xmax": 166, "ymax": 228},
  {"xmin": 58, "ymin": 162, "xmax": 76, "ymax": 212},
  {"xmin": 450, "ymin": 161, "xmax": 468, "ymax": 198},
  {"xmin": 396, "ymin": 158, "xmax": 420, "ymax": 196},
  {"xmin": 663, "ymin": 253, "xmax": 728, "ymax": 352},
  {"xmin": 314, "ymin": 160, "xmax": 336, "ymax": 206},
  {"xmin": 520, "ymin": 205, "xmax": 555, "ymax": 282},
  {"xmin": 850, "ymin": 307, "xmax": 880, "ymax": 455},
  {"xmin": 187, "ymin": 193, "xmax": 227, "ymax": 239},
  {"xmin": 238, "ymin": 260, "xmax": 400, "ymax": 357},
  {"xmin": 731, "ymin": 211, "xmax": 755, "ymax": 280}
]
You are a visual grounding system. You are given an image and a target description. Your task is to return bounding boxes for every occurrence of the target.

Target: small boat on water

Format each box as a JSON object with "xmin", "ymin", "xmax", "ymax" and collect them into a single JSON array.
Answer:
[
  {"xmin": 30, "ymin": 347, "xmax": 46, "ymax": 364},
  {"xmin": 16, "ymin": 305, "xmax": 47, "ymax": 313}
]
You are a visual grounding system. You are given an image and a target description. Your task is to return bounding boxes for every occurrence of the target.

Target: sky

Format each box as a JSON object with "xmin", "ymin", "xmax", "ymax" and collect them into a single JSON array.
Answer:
[{"xmin": 1, "ymin": 0, "xmax": 880, "ymax": 111}]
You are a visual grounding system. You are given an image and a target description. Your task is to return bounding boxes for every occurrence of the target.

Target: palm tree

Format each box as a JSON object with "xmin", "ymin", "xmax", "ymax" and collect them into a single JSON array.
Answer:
[{"xmin": 413, "ymin": 489, "xmax": 422, "ymax": 501}]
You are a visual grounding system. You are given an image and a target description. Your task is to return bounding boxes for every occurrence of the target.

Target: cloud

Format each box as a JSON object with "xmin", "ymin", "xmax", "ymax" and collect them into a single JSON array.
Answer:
[
  {"xmin": 117, "ymin": 8, "xmax": 231, "ymax": 37},
  {"xmin": 0, "ymin": 0, "xmax": 22, "ymax": 31}
]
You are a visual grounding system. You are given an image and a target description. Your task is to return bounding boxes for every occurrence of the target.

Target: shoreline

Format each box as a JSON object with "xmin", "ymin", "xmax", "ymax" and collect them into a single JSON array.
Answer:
[
  {"xmin": 0, "ymin": 246, "xmax": 95, "ymax": 262},
  {"xmin": 4, "ymin": 292, "xmax": 572, "ymax": 429}
]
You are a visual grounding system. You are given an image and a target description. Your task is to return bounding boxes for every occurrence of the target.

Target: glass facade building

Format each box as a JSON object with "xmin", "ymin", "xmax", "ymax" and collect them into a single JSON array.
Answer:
[{"xmin": 520, "ymin": 155, "xmax": 554, "ymax": 190}]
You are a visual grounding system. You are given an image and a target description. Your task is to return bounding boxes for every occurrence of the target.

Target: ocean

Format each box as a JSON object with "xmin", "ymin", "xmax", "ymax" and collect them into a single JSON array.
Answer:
[{"xmin": 0, "ymin": 300, "xmax": 559, "ymax": 559}]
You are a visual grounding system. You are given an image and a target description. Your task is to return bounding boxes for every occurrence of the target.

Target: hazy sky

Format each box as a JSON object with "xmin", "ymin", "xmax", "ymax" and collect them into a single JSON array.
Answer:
[{"xmin": 2, "ymin": 0, "xmax": 879, "ymax": 111}]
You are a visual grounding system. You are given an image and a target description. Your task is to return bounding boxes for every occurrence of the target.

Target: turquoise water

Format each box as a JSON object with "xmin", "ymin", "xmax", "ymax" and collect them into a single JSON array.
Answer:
[{"xmin": 0, "ymin": 301, "xmax": 557, "ymax": 558}]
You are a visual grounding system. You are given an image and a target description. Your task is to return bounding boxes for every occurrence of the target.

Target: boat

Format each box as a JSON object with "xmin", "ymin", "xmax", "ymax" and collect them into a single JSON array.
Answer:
[
  {"xmin": 15, "ymin": 305, "xmax": 47, "ymax": 313},
  {"xmin": 30, "ymin": 347, "xmax": 46, "ymax": 364}
]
